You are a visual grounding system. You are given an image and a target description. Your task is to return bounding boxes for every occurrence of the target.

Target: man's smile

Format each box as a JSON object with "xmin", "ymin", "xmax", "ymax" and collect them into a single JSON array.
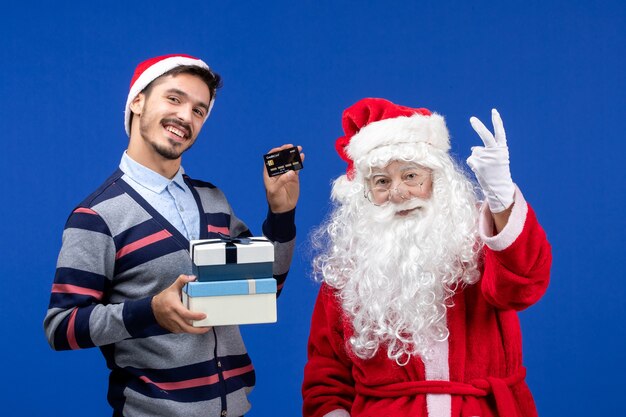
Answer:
[{"xmin": 162, "ymin": 120, "xmax": 191, "ymax": 141}]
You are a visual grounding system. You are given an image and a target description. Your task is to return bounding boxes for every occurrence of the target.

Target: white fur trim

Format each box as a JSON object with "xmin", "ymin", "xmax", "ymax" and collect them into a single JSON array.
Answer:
[
  {"xmin": 323, "ymin": 409, "xmax": 351, "ymax": 417},
  {"xmin": 124, "ymin": 56, "xmax": 215, "ymax": 136},
  {"xmin": 354, "ymin": 141, "xmax": 442, "ymax": 175},
  {"xmin": 346, "ymin": 113, "xmax": 450, "ymax": 163},
  {"xmin": 424, "ymin": 320, "xmax": 451, "ymax": 417},
  {"xmin": 479, "ymin": 185, "xmax": 528, "ymax": 251}
]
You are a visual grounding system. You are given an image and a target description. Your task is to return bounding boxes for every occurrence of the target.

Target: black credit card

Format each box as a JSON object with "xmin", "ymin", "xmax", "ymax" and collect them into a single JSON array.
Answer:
[{"xmin": 263, "ymin": 146, "xmax": 303, "ymax": 177}]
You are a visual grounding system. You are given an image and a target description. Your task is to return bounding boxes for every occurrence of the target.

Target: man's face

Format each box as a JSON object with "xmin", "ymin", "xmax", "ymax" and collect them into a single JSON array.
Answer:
[
  {"xmin": 131, "ymin": 73, "xmax": 211, "ymax": 161},
  {"xmin": 365, "ymin": 160, "xmax": 433, "ymax": 216}
]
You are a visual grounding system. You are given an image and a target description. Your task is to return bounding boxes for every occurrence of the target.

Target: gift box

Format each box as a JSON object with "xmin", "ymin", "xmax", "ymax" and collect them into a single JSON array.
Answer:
[
  {"xmin": 190, "ymin": 236, "xmax": 274, "ymax": 282},
  {"xmin": 182, "ymin": 278, "xmax": 277, "ymax": 327}
]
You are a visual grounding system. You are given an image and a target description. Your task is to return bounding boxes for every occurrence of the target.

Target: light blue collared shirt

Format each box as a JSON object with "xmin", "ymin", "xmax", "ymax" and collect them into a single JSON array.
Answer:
[{"xmin": 119, "ymin": 152, "xmax": 200, "ymax": 241}]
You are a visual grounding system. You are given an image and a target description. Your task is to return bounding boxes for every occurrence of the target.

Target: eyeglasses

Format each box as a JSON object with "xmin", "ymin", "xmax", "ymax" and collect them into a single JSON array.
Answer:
[{"xmin": 364, "ymin": 169, "xmax": 432, "ymax": 206}]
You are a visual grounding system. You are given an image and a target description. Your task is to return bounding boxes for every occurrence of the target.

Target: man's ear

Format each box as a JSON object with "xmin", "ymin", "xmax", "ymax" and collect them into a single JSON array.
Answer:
[{"xmin": 129, "ymin": 93, "xmax": 145, "ymax": 117}]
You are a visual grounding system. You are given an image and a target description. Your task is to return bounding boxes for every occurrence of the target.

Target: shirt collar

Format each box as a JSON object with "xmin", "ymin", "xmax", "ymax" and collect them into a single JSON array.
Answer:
[{"xmin": 120, "ymin": 152, "xmax": 187, "ymax": 194}]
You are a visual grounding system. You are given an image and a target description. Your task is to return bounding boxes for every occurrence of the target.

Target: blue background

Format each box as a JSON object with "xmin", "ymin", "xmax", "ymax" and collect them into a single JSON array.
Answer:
[{"xmin": 1, "ymin": 1, "xmax": 624, "ymax": 416}]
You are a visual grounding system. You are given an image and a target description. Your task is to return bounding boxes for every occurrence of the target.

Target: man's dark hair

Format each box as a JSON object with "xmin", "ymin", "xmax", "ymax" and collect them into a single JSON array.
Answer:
[{"xmin": 142, "ymin": 64, "xmax": 223, "ymax": 101}]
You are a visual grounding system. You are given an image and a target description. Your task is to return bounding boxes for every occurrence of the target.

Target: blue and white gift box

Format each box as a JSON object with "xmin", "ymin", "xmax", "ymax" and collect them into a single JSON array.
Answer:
[
  {"xmin": 190, "ymin": 236, "xmax": 274, "ymax": 282},
  {"xmin": 182, "ymin": 278, "xmax": 277, "ymax": 327}
]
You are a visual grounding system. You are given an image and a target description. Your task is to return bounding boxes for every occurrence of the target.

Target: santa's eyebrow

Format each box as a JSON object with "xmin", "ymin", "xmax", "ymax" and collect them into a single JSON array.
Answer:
[
  {"xmin": 398, "ymin": 163, "xmax": 430, "ymax": 173},
  {"xmin": 371, "ymin": 163, "xmax": 426, "ymax": 175}
]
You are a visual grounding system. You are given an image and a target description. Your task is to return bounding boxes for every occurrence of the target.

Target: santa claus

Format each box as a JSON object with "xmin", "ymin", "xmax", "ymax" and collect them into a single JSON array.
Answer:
[{"xmin": 302, "ymin": 98, "xmax": 552, "ymax": 417}]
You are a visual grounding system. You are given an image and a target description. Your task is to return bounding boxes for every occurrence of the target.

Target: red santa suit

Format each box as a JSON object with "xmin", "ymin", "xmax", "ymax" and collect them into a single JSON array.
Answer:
[{"xmin": 302, "ymin": 189, "xmax": 552, "ymax": 417}]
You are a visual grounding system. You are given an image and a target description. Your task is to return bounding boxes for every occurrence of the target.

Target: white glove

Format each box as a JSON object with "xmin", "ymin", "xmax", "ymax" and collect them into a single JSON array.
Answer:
[{"xmin": 467, "ymin": 108, "xmax": 515, "ymax": 213}]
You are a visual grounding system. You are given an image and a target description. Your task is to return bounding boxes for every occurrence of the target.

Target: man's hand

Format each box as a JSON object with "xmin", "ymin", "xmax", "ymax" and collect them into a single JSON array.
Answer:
[
  {"xmin": 151, "ymin": 275, "xmax": 210, "ymax": 334},
  {"xmin": 264, "ymin": 144, "xmax": 304, "ymax": 213},
  {"xmin": 467, "ymin": 109, "xmax": 515, "ymax": 214}
]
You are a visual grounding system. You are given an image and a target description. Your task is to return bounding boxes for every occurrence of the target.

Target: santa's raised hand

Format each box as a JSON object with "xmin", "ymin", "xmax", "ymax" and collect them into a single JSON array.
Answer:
[{"xmin": 467, "ymin": 109, "xmax": 515, "ymax": 213}]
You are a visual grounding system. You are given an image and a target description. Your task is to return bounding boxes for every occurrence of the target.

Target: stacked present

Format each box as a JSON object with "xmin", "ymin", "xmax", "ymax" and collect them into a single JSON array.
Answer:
[{"xmin": 182, "ymin": 235, "xmax": 276, "ymax": 327}]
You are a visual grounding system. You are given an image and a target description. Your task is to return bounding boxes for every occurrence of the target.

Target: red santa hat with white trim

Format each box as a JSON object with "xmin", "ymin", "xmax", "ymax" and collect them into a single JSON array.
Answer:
[
  {"xmin": 335, "ymin": 98, "xmax": 451, "ymax": 179},
  {"xmin": 124, "ymin": 54, "xmax": 215, "ymax": 137}
]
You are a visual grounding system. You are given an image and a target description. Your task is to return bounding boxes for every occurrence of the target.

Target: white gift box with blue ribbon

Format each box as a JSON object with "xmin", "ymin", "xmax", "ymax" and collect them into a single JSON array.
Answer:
[
  {"xmin": 182, "ymin": 278, "xmax": 277, "ymax": 327},
  {"xmin": 190, "ymin": 236, "xmax": 274, "ymax": 282}
]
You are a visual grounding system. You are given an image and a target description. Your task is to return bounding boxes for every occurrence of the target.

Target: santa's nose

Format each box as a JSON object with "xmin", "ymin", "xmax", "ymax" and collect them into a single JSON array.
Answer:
[{"xmin": 388, "ymin": 183, "xmax": 410, "ymax": 204}]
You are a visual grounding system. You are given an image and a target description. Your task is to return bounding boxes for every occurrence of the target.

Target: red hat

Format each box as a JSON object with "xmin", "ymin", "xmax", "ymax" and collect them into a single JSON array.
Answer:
[
  {"xmin": 124, "ymin": 54, "xmax": 214, "ymax": 136},
  {"xmin": 335, "ymin": 98, "xmax": 450, "ymax": 178}
]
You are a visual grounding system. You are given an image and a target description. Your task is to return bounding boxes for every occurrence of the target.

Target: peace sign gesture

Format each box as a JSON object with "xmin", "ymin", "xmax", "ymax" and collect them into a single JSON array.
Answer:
[{"xmin": 467, "ymin": 109, "xmax": 515, "ymax": 213}]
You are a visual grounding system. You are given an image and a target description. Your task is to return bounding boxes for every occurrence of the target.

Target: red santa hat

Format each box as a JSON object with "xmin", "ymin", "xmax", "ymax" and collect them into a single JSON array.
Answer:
[
  {"xmin": 335, "ymin": 98, "xmax": 450, "ymax": 179},
  {"xmin": 124, "ymin": 54, "xmax": 214, "ymax": 136}
]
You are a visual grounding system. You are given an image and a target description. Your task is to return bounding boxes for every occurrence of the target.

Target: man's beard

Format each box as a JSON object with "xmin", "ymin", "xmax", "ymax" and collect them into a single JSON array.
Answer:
[
  {"xmin": 139, "ymin": 115, "xmax": 194, "ymax": 161},
  {"xmin": 313, "ymin": 171, "xmax": 481, "ymax": 365},
  {"xmin": 148, "ymin": 138, "xmax": 191, "ymax": 160}
]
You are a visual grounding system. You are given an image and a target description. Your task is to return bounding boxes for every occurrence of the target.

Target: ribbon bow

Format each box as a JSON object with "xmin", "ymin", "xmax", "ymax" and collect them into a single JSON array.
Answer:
[{"xmin": 191, "ymin": 234, "xmax": 270, "ymax": 264}]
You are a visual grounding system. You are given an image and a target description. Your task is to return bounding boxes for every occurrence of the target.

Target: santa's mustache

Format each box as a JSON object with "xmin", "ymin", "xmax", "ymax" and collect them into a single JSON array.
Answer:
[
  {"xmin": 365, "ymin": 196, "xmax": 431, "ymax": 223},
  {"xmin": 393, "ymin": 197, "xmax": 429, "ymax": 212}
]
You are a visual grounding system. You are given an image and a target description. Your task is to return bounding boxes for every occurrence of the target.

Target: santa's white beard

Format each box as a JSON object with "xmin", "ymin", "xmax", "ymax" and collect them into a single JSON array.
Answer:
[{"xmin": 314, "ymin": 171, "xmax": 481, "ymax": 365}]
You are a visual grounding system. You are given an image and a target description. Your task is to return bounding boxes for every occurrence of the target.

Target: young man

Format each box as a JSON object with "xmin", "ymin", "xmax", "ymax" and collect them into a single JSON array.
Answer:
[
  {"xmin": 44, "ymin": 54, "xmax": 302, "ymax": 417},
  {"xmin": 302, "ymin": 98, "xmax": 551, "ymax": 417}
]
